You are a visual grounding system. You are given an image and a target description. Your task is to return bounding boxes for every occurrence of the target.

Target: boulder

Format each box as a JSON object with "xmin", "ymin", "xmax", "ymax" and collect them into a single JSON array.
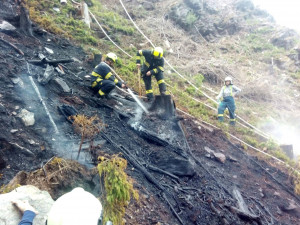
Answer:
[
  {"xmin": 271, "ymin": 29, "xmax": 299, "ymax": 50},
  {"xmin": 17, "ymin": 109, "xmax": 35, "ymax": 126},
  {"xmin": 156, "ymin": 157, "xmax": 195, "ymax": 177},
  {"xmin": 0, "ymin": 185, "xmax": 54, "ymax": 225},
  {"xmin": 213, "ymin": 152, "xmax": 226, "ymax": 163},
  {"xmin": 52, "ymin": 77, "xmax": 71, "ymax": 93},
  {"xmin": 143, "ymin": 2, "xmax": 155, "ymax": 10},
  {"xmin": 0, "ymin": 20, "xmax": 16, "ymax": 32},
  {"xmin": 38, "ymin": 64, "xmax": 55, "ymax": 85},
  {"xmin": 185, "ymin": 0, "xmax": 203, "ymax": 10}
]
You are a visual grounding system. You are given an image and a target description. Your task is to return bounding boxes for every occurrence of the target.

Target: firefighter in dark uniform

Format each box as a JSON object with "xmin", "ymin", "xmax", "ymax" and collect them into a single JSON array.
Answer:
[
  {"xmin": 136, "ymin": 47, "xmax": 166, "ymax": 101},
  {"xmin": 91, "ymin": 53, "xmax": 126, "ymax": 97}
]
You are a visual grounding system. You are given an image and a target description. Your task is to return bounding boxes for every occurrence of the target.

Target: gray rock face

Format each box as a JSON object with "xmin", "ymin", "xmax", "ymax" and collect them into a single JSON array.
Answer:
[
  {"xmin": 0, "ymin": 185, "xmax": 54, "ymax": 225},
  {"xmin": 52, "ymin": 77, "xmax": 71, "ymax": 93},
  {"xmin": 143, "ymin": 2, "xmax": 155, "ymax": 10},
  {"xmin": 185, "ymin": 0, "xmax": 203, "ymax": 10},
  {"xmin": 0, "ymin": 20, "xmax": 16, "ymax": 32},
  {"xmin": 271, "ymin": 29, "xmax": 299, "ymax": 50},
  {"xmin": 156, "ymin": 157, "xmax": 195, "ymax": 177},
  {"xmin": 17, "ymin": 109, "xmax": 35, "ymax": 126}
]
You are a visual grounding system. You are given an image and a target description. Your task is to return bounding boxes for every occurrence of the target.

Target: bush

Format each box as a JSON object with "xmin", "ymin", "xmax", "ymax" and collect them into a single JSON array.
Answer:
[{"xmin": 98, "ymin": 154, "xmax": 139, "ymax": 224}]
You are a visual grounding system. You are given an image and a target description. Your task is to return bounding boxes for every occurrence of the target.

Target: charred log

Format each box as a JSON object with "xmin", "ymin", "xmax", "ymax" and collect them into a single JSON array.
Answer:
[
  {"xmin": 20, "ymin": 5, "xmax": 33, "ymax": 37},
  {"xmin": 28, "ymin": 58, "xmax": 74, "ymax": 67}
]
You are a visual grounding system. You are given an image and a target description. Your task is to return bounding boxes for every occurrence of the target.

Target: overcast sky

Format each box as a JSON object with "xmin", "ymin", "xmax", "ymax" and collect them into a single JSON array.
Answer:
[{"xmin": 252, "ymin": 0, "xmax": 300, "ymax": 32}]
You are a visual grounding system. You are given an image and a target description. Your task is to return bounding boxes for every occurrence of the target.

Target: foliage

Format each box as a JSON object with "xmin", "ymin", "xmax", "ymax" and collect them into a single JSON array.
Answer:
[
  {"xmin": 97, "ymin": 154, "xmax": 139, "ymax": 224},
  {"xmin": 193, "ymin": 73, "xmax": 205, "ymax": 87},
  {"xmin": 24, "ymin": 0, "xmax": 100, "ymax": 45},
  {"xmin": 186, "ymin": 12, "xmax": 198, "ymax": 26},
  {"xmin": 0, "ymin": 184, "xmax": 21, "ymax": 194},
  {"xmin": 70, "ymin": 115, "xmax": 105, "ymax": 159}
]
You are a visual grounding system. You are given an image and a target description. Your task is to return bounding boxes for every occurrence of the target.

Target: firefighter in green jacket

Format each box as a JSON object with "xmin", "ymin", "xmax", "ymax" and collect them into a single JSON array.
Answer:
[
  {"xmin": 91, "ymin": 53, "xmax": 126, "ymax": 98},
  {"xmin": 136, "ymin": 47, "xmax": 166, "ymax": 101}
]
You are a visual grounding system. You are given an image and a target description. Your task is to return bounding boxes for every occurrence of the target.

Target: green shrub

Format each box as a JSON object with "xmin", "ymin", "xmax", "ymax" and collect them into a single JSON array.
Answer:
[{"xmin": 98, "ymin": 154, "xmax": 139, "ymax": 225}]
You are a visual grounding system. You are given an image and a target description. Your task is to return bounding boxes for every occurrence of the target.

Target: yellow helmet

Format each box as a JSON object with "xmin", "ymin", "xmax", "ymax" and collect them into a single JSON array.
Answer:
[
  {"xmin": 152, "ymin": 47, "xmax": 163, "ymax": 58},
  {"xmin": 106, "ymin": 52, "xmax": 117, "ymax": 63}
]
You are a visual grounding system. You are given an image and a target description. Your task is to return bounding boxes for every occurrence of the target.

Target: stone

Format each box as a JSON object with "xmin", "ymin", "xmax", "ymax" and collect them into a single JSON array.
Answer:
[
  {"xmin": 213, "ymin": 152, "xmax": 226, "ymax": 163},
  {"xmin": 17, "ymin": 109, "xmax": 35, "ymax": 126},
  {"xmin": 204, "ymin": 146, "xmax": 214, "ymax": 154},
  {"xmin": 10, "ymin": 129, "xmax": 18, "ymax": 133},
  {"xmin": 52, "ymin": 77, "xmax": 71, "ymax": 93},
  {"xmin": 53, "ymin": 7, "xmax": 60, "ymax": 13},
  {"xmin": 11, "ymin": 77, "xmax": 24, "ymax": 88},
  {"xmin": 45, "ymin": 47, "xmax": 54, "ymax": 54},
  {"xmin": 142, "ymin": 2, "xmax": 155, "ymax": 10},
  {"xmin": 228, "ymin": 155, "xmax": 238, "ymax": 162},
  {"xmin": 38, "ymin": 65, "xmax": 55, "ymax": 85},
  {"xmin": 280, "ymin": 200, "xmax": 297, "ymax": 211},
  {"xmin": 0, "ymin": 185, "xmax": 54, "ymax": 225},
  {"xmin": 0, "ymin": 20, "xmax": 16, "ymax": 32},
  {"xmin": 156, "ymin": 157, "xmax": 196, "ymax": 177},
  {"xmin": 274, "ymin": 191, "xmax": 281, "ymax": 197}
]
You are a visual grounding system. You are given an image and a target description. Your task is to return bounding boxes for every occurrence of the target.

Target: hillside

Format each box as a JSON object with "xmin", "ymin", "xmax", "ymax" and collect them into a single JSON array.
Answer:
[{"xmin": 0, "ymin": 0, "xmax": 300, "ymax": 224}]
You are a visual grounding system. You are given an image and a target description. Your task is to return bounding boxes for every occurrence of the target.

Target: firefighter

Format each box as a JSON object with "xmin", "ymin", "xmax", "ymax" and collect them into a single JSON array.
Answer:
[
  {"xmin": 216, "ymin": 76, "xmax": 241, "ymax": 125},
  {"xmin": 91, "ymin": 53, "xmax": 126, "ymax": 98},
  {"xmin": 136, "ymin": 47, "xmax": 166, "ymax": 101}
]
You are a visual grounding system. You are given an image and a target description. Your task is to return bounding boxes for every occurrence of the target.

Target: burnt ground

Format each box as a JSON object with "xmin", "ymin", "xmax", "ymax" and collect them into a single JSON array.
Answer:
[{"xmin": 1, "ymin": 1, "xmax": 300, "ymax": 224}]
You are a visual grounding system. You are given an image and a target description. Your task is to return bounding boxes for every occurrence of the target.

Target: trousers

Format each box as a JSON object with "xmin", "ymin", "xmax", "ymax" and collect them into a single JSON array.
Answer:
[
  {"xmin": 91, "ymin": 77, "xmax": 115, "ymax": 97},
  {"xmin": 218, "ymin": 96, "xmax": 236, "ymax": 125},
  {"xmin": 143, "ymin": 71, "xmax": 166, "ymax": 100}
]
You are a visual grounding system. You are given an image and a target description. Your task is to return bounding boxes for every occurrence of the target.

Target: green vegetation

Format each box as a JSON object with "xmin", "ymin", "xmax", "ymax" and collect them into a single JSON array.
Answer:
[
  {"xmin": 26, "ymin": 0, "xmax": 299, "ymax": 192},
  {"xmin": 0, "ymin": 184, "xmax": 21, "ymax": 194},
  {"xmin": 186, "ymin": 12, "xmax": 198, "ymax": 26},
  {"xmin": 98, "ymin": 154, "xmax": 139, "ymax": 225}
]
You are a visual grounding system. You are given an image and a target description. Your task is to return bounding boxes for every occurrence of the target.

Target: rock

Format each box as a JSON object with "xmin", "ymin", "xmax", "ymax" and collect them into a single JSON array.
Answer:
[
  {"xmin": 156, "ymin": 157, "xmax": 195, "ymax": 177},
  {"xmin": 213, "ymin": 152, "xmax": 226, "ymax": 163},
  {"xmin": 279, "ymin": 199, "xmax": 299, "ymax": 215},
  {"xmin": 0, "ymin": 20, "xmax": 16, "ymax": 34},
  {"xmin": 143, "ymin": 2, "xmax": 155, "ymax": 10},
  {"xmin": 185, "ymin": 0, "xmax": 203, "ymax": 10},
  {"xmin": 52, "ymin": 77, "xmax": 71, "ymax": 93},
  {"xmin": 38, "ymin": 65, "xmax": 55, "ymax": 85},
  {"xmin": 271, "ymin": 29, "xmax": 299, "ymax": 50},
  {"xmin": 204, "ymin": 146, "xmax": 214, "ymax": 154},
  {"xmin": 11, "ymin": 77, "xmax": 24, "ymax": 88},
  {"xmin": 53, "ymin": 7, "xmax": 60, "ymax": 13},
  {"xmin": 45, "ymin": 47, "xmax": 54, "ymax": 54},
  {"xmin": 0, "ymin": 185, "xmax": 54, "ymax": 225},
  {"xmin": 228, "ymin": 155, "xmax": 238, "ymax": 162},
  {"xmin": 17, "ymin": 109, "xmax": 35, "ymax": 126},
  {"xmin": 10, "ymin": 129, "xmax": 18, "ymax": 133},
  {"xmin": 274, "ymin": 191, "xmax": 281, "ymax": 197}
]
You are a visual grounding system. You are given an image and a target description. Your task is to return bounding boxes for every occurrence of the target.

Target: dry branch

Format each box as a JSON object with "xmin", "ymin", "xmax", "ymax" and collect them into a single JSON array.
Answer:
[{"xmin": 0, "ymin": 38, "xmax": 24, "ymax": 55}]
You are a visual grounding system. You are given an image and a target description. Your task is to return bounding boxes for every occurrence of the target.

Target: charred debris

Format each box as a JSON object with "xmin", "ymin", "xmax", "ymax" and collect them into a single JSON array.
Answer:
[{"xmin": 0, "ymin": 1, "xmax": 299, "ymax": 224}]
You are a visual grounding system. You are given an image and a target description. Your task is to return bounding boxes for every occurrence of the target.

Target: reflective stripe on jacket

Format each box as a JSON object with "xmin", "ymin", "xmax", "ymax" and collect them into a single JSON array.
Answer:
[{"xmin": 136, "ymin": 50, "xmax": 164, "ymax": 75}]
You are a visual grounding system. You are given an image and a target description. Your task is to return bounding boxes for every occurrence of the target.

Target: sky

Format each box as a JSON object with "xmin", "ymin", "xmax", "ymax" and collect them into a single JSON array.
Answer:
[{"xmin": 252, "ymin": 0, "xmax": 300, "ymax": 32}]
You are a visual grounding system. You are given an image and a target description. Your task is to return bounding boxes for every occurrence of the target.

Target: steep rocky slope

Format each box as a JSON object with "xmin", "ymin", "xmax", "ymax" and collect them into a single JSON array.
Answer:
[
  {"xmin": 114, "ymin": 0, "xmax": 300, "ymax": 148},
  {"xmin": 1, "ymin": 0, "xmax": 300, "ymax": 224}
]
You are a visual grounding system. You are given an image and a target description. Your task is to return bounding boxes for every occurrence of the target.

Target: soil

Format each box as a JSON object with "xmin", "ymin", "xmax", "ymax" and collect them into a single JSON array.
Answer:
[{"xmin": 1, "ymin": 1, "xmax": 300, "ymax": 225}]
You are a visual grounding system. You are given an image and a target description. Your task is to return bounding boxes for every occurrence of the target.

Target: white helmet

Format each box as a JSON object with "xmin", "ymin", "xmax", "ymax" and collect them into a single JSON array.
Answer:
[
  {"xmin": 47, "ymin": 187, "xmax": 102, "ymax": 225},
  {"xmin": 106, "ymin": 52, "xmax": 117, "ymax": 63},
  {"xmin": 224, "ymin": 76, "xmax": 232, "ymax": 84}
]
